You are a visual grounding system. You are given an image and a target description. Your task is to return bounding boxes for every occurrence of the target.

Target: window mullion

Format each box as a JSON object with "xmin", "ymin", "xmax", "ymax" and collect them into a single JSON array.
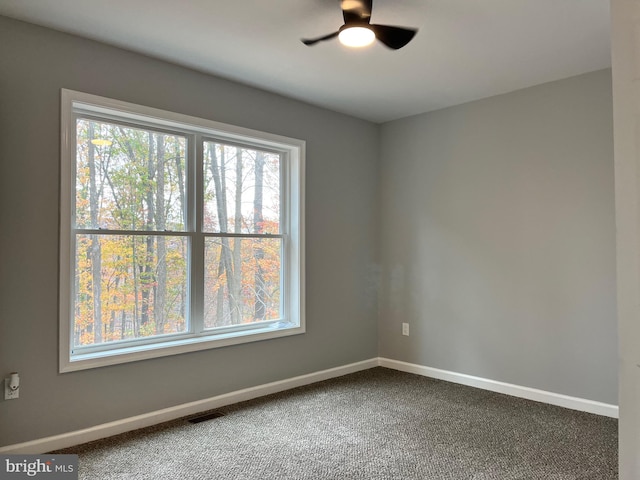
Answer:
[
  {"xmin": 204, "ymin": 233, "xmax": 285, "ymax": 239},
  {"xmin": 190, "ymin": 134, "xmax": 205, "ymax": 335}
]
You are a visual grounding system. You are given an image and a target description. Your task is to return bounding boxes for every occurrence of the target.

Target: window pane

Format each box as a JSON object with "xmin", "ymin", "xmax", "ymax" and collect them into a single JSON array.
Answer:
[
  {"xmin": 75, "ymin": 119, "xmax": 187, "ymax": 231},
  {"xmin": 203, "ymin": 142, "xmax": 280, "ymax": 234},
  {"xmin": 204, "ymin": 237, "xmax": 282, "ymax": 328},
  {"xmin": 73, "ymin": 234, "xmax": 188, "ymax": 347}
]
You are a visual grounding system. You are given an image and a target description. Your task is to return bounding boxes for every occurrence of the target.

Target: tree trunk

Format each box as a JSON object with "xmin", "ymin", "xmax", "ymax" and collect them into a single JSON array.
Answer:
[
  {"xmin": 88, "ymin": 122, "xmax": 103, "ymax": 343},
  {"xmin": 253, "ymin": 152, "xmax": 266, "ymax": 320},
  {"xmin": 232, "ymin": 147, "xmax": 243, "ymax": 324},
  {"xmin": 209, "ymin": 144, "xmax": 237, "ymax": 325},
  {"xmin": 121, "ymin": 309, "xmax": 127, "ymax": 340},
  {"xmin": 141, "ymin": 132, "xmax": 156, "ymax": 327},
  {"xmin": 155, "ymin": 135, "xmax": 167, "ymax": 335},
  {"xmin": 132, "ymin": 237, "xmax": 140, "ymax": 337},
  {"xmin": 174, "ymin": 143, "xmax": 187, "ymax": 319}
]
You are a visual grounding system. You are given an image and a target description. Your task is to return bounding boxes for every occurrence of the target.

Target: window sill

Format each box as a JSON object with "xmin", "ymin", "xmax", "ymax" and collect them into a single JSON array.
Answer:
[{"xmin": 61, "ymin": 323, "xmax": 304, "ymax": 373}]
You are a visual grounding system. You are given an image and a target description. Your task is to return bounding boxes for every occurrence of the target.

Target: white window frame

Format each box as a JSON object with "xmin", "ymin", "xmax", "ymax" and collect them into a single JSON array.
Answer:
[{"xmin": 59, "ymin": 89, "xmax": 305, "ymax": 372}]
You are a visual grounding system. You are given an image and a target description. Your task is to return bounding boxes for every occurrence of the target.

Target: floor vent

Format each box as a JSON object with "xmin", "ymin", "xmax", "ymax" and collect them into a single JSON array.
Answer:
[{"xmin": 188, "ymin": 411, "xmax": 226, "ymax": 424}]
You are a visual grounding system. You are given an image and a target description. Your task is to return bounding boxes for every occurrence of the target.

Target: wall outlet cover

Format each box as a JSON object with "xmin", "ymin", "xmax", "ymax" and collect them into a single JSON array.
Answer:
[{"xmin": 4, "ymin": 378, "xmax": 19, "ymax": 400}]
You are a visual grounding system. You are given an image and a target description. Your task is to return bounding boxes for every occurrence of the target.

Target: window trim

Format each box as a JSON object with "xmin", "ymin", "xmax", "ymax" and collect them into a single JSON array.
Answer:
[{"xmin": 59, "ymin": 89, "xmax": 305, "ymax": 373}]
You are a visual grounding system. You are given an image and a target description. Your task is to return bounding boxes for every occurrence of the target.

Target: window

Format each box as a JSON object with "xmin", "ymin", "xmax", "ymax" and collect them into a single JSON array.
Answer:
[{"xmin": 59, "ymin": 90, "xmax": 304, "ymax": 372}]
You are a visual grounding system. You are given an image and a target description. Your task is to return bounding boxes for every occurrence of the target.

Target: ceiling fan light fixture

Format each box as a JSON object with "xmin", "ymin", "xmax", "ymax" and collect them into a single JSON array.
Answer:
[
  {"xmin": 338, "ymin": 26, "xmax": 375, "ymax": 47},
  {"xmin": 301, "ymin": 1, "xmax": 417, "ymax": 50}
]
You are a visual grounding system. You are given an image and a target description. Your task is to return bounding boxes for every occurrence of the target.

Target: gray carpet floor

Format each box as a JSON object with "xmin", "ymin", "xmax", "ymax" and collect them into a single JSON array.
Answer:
[{"xmin": 54, "ymin": 367, "xmax": 618, "ymax": 479}]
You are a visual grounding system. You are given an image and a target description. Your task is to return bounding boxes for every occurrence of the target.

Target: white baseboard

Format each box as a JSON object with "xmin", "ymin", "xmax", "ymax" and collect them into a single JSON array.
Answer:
[
  {"xmin": 1, "ymin": 356, "xmax": 618, "ymax": 453},
  {"xmin": 0, "ymin": 358, "xmax": 378, "ymax": 454},
  {"xmin": 377, "ymin": 357, "xmax": 619, "ymax": 419}
]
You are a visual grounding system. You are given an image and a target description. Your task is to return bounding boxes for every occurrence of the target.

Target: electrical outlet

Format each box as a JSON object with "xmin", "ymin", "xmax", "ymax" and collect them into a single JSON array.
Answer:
[
  {"xmin": 4, "ymin": 377, "xmax": 19, "ymax": 400},
  {"xmin": 402, "ymin": 323, "xmax": 409, "ymax": 336}
]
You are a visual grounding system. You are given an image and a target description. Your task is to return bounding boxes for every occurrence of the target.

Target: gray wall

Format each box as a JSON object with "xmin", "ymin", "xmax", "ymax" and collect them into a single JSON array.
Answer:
[
  {"xmin": 0, "ymin": 14, "xmax": 618, "ymax": 448},
  {"xmin": 0, "ymin": 16, "xmax": 380, "ymax": 446},
  {"xmin": 378, "ymin": 69, "xmax": 617, "ymax": 404}
]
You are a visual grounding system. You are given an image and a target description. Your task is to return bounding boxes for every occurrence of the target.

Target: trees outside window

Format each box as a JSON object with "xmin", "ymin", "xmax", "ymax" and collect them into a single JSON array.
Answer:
[{"xmin": 60, "ymin": 90, "xmax": 304, "ymax": 372}]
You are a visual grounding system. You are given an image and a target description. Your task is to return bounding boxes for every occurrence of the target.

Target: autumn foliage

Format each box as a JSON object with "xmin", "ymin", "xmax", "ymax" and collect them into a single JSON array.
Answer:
[{"xmin": 73, "ymin": 119, "xmax": 282, "ymax": 347}]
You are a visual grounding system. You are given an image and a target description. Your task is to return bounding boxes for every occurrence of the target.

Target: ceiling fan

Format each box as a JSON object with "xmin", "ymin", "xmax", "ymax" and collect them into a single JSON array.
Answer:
[{"xmin": 301, "ymin": 0, "xmax": 418, "ymax": 50}]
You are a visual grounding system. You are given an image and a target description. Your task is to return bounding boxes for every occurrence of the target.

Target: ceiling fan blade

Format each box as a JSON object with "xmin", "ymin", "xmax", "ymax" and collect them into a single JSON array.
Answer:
[
  {"xmin": 370, "ymin": 24, "xmax": 417, "ymax": 49},
  {"xmin": 301, "ymin": 31, "xmax": 340, "ymax": 46},
  {"xmin": 341, "ymin": 0, "xmax": 372, "ymax": 24}
]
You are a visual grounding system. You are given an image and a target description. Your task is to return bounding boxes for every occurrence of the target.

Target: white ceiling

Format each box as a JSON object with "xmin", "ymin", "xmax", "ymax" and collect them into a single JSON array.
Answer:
[{"xmin": 0, "ymin": 0, "xmax": 611, "ymax": 123}]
